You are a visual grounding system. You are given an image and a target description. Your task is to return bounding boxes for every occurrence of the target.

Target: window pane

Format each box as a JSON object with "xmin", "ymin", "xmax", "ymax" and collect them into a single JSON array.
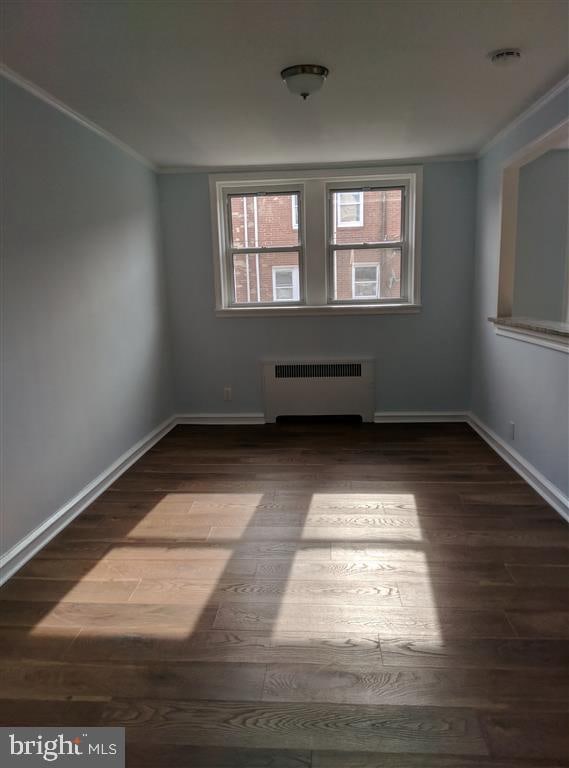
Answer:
[
  {"xmin": 354, "ymin": 282, "xmax": 377, "ymax": 298},
  {"xmin": 339, "ymin": 192, "xmax": 361, "ymax": 206},
  {"xmin": 333, "ymin": 248, "xmax": 402, "ymax": 301},
  {"xmin": 339, "ymin": 203, "xmax": 360, "ymax": 224},
  {"xmin": 230, "ymin": 193, "xmax": 300, "ymax": 248},
  {"xmin": 354, "ymin": 266, "xmax": 377, "ymax": 282},
  {"xmin": 232, "ymin": 252, "xmax": 300, "ymax": 304},
  {"xmin": 332, "ymin": 188, "xmax": 402, "ymax": 245},
  {"xmin": 275, "ymin": 271, "xmax": 293, "ymax": 288},
  {"xmin": 338, "ymin": 192, "xmax": 362, "ymax": 226},
  {"xmin": 276, "ymin": 285, "xmax": 293, "ymax": 300}
]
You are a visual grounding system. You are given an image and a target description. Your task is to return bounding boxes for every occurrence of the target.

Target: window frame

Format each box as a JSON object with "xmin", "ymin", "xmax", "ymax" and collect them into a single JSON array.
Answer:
[
  {"xmin": 224, "ymin": 187, "xmax": 304, "ymax": 308},
  {"xmin": 336, "ymin": 190, "xmax": 364, "ymax": 227},
  {"xmin": 328, "ymin": 182, "xmax": 407, "ymax": 305},
  {"xmin": 272, "ymin": 265, "xmax": 300, "ymax": 302},
  {"xmin": 490, "ymin": 117, "xmax": 569, "ymax": 352},
  {"xmin": 352, "ymin": 263, "xmax": 380, "ymax": 300},
  {"xmin": 210, "ymin": 166, "xmax": 422, "ymax": 316}
]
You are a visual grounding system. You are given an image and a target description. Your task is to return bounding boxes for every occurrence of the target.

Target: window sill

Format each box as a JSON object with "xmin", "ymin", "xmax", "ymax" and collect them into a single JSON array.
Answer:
[
  {"xmin": 216, "ymin": 303, "xmax": 422, "ymax": 318},
  {"xmin": 489, "ymin": 316, "xmax": 569, "ymax": 353}
]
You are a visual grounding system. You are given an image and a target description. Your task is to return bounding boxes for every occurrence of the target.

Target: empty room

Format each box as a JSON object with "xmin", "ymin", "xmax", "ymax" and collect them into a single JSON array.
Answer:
[{"xmin": 1, "ymin": 0, "xmax": 569, "ymax": 766}]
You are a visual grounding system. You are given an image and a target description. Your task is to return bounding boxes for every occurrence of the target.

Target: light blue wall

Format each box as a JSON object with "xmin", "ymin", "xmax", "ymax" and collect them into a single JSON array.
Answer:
[
  {"xmin": 5, "ymin": 65, "xmax": 565, "ymax": 566},
  {"xmin": 471, "ymin": 84, "xmax": 569, "ymax": 497},
  {"xmin": 1, "ymin": 78, "xmax": 173, "ymax": 555},
  {"xmin": 158, "ymin": 161, "xmax": 477, "ymax": 414},
  {"xmin": 514, "ymin": 149, "xmax": 569, "ymax": 321}
]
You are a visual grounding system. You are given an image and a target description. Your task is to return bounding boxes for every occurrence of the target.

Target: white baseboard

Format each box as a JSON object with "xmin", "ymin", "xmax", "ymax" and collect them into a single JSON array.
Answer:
[
  {"xmin": 374, "ymin": 411, "xmax": 468, "ymax": 423},
  {"xmin": 3, "ymin": 408, "xmax": 566, "ymax": 584},
  {"xmin": 178, "ymin": 411, "xmax": 470, "ymax": 425},
  {"xmin": 178, "ymin": 412, "xmax": 470, "ymax": 425},
  {"xmin": 353, "ymin": 409, "xmax": 568, "ymax": 523},
  {"xmin": 466, "ymin": 412, "xmax": 569, "ymax": 523},
  {"xmin": 0, "ymin": 416, "xmax": 176, "ymax": 585},
  {"xmin": 373, "ymin": 410, "xmax": 568, "ymax": 522},
  {"xmin": 176, "ymin": 413, "xmax": 266, "ymax": 425}
]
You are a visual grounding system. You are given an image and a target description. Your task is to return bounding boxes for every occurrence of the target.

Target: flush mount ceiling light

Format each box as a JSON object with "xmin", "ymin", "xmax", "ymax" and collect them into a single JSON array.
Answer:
[
  {"xmin": 489, "ymin": 48, "xmax": 522, "ymax": 66},
  {"xmin": 281, "ymin": 64, "xmax": 329, "ymax": 100}
]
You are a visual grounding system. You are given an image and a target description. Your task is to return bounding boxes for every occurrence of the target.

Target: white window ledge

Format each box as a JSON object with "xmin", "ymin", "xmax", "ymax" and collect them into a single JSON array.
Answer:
[
  {"xmin": 216, "ymin": 303, "xmax": 421, "ymax": 318},
  {"xmin": 489, "ymin": 316, "xmax": 569, "ymax": 353}
]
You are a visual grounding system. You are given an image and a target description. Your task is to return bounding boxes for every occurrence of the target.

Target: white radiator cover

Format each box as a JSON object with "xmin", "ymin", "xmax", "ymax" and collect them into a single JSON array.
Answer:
[{"xmin": 262, "ymin": 358, "xmax": 375, "ymax": 422}]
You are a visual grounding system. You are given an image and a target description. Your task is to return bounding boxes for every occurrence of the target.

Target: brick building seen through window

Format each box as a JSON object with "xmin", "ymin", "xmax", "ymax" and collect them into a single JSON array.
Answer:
[{"xmin": 230, "ymin": 189, "xmax": 402, "ymax": 304}]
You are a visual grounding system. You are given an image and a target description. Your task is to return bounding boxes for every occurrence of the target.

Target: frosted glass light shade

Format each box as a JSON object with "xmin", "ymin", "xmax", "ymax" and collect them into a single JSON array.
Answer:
[{"xmin": 281, "ymin": 65, "xmax": 329, "ymax": 100}]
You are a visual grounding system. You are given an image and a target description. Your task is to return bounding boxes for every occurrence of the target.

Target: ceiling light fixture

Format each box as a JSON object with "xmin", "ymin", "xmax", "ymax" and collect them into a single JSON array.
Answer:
[
  {"xmin": 281, "ymin": 64, "xmax": 329, "ymax": 100},
  {"xmin": 489, "ymin": 48, "xmax": 521, "ymax": 66}
]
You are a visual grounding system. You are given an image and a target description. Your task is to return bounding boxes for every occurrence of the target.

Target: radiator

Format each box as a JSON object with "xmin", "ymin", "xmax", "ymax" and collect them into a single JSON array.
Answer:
[{"xmin": 262, "ymin": 359, "xmax": 374, "ymax": 422}]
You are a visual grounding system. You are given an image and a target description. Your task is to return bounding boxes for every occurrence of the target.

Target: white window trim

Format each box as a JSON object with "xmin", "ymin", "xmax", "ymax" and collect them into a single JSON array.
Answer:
[
  {"xmin": 209, "ymin": 165, "xmax": 422, "ymax": 317},
  {"xmin": 352, "ymin": 263, "xmax": 380, "ymax": 300},
  {"xmin": 272, "ymin": 265, "xmax": 300, "ymax": 302},
  {"xmin": 492, "ymin": 118, "xmax": 569, "ymax": 350},
  {"xmin": 337, "ymin": 190, "xmax": 364, "ymax": 227}
]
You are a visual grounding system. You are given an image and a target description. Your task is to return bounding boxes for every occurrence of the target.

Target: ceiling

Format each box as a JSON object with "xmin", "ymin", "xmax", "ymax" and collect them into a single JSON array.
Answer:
[{"xmin": 2, "ymin": 0, "xmax": 568, "ymax": 169}]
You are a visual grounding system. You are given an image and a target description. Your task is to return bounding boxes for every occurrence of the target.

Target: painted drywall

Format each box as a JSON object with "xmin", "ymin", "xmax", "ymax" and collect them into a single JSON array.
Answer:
[
  {"xmin": 158, "ymin": 161, "xmax": 477, "ymax": 415},
  {"xmin": 471, "ymin": 84, "xmax": 569, "ymax": 497},
  {"xmin": 513, "ymin": 149, "xmax": 569, "ymax": 321},
  {"xmin": 1, "ymin": 77, "xmax": 173, "ymax": 555}
]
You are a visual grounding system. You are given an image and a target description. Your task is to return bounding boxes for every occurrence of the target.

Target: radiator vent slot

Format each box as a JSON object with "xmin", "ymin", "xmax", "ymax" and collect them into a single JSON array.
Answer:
[{"xmin": 275, "ymin": 363, "xmax": 362, "ymax": 379}]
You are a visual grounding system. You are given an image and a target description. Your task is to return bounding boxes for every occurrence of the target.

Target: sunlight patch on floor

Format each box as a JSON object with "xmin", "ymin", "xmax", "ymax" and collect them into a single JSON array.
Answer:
[
  {"xmin": 269, "ymin": 492, "xmax": 443, "ymax": 642},
  {"xmin": 24, "ymin": 491, "xmax": 267, "ymax": 638},
  {"xmin": 25, "ymin": 489, "xmax": 442, "ymax": 644}
]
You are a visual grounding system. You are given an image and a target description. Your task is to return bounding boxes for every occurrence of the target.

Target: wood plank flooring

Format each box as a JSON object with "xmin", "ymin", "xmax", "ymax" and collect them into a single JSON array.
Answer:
[{"xmin": 1, "ymin": 422, "xmax": 568, "ymax": 767}]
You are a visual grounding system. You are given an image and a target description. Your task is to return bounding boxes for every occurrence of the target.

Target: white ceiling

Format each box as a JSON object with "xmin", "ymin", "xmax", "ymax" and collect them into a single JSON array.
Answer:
[{"xmin": 2, "ymin": 0, "xmax": 568, "ymax": 169}]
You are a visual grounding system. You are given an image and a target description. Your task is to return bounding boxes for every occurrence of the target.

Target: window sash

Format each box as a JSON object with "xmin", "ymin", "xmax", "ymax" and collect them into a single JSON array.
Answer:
[
  {"xmin": 352, "ymin": 263, "xmax": 379, "ymax": 299},
  {"xmin": 329, "ymin": 185, "xmax": 405, "ymax": 247},
  {"xmin": 227, "ymin": 191, "xmax": 301, "ymax": 250},
  {"xmin": 354, "ymin": 282, "xmax": 379, "ymax": 297},
  {"xmin": 224, "ymin": 188, "xmax": 304, "ymax": 307},
  {"xmin": 331, "ymin": 246, "xmax": 405, "ymax": 304},
  {"xmin": 336, "ymin": 191, "xmax": 363, "ymax": 227},
  {"xmin": 231, "ymin": 251, "xmax": 302, "ymax": 306},
  {"xmin": 272, "ymin": 266, "xmax": 300, "ymax": 302},
  {"xmin": 328, "ymin": 183, "xmax": 408, "ymax": 305}
]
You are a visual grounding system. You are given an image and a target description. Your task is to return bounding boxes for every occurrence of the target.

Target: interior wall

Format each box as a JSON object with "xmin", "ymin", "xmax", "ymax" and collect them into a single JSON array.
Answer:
[
  {"xmin": 158, "ymin": 161, "xmax": 477, "ymax": 416},
  {"xmin": 513, "ymin": 149, "xmax": 569, "ymax": 321},
  {"xmin": 1, "ymin": 78, "xmax": 173, "ymax": 556},
  {"xmin": 471, "ymin": 83, "xmax": 569, "ymax": 497}
]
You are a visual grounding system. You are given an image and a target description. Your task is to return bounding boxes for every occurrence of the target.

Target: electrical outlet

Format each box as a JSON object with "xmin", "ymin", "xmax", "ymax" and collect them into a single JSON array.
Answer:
[
  {"xmin": 223, "ymin": 386, "xmax": 232, "ymax": 402},
  {"xmin": 508, "ymin": 421, "xmax": 516, "ymax": 441}
]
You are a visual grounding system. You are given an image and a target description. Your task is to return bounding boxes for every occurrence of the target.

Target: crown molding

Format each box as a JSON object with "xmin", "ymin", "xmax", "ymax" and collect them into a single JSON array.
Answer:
[
  {"xmin": 3, "ymin": 62, "xmax": 566, "ymax": 173},
  {"xmin": 0, "ymin": 64, "xmax": 155, "ymax": 170},
  {"xmin": 156, "ymin": 154, "xmax": 476, "ymax": 175},
  {"xmin": 478, "ymin": 74, "xmax": 569, "ymax": 158}
]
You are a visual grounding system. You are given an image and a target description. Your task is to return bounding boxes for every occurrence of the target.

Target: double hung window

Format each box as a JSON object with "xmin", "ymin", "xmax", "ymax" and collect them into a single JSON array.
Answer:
[{"xmin": 211, "ymin": 167, "xmax": 421, "ymax": 315}]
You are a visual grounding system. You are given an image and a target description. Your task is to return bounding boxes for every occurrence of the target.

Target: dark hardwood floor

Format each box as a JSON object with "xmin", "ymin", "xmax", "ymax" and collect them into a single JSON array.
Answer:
[{"xmin": 1, "ymin": 422, "xmax": 568, "ymax": 767}]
